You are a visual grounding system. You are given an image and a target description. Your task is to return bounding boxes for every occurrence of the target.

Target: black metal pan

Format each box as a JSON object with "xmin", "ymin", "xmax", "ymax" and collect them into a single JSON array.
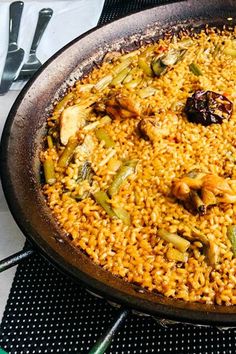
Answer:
[{"xmin": 1, "ymin": 0, "xmax": 236, "ymax": 328}]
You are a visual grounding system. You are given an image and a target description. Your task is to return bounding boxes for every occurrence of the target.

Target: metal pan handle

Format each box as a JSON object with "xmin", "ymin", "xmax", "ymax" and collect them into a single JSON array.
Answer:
[
  {"xmin": 88, "ymin": 309, "xmax": 130, "ymax": 354},
  {"xmin": 0, "ymin": 248, "xmax": 35, "ymax": 273}
]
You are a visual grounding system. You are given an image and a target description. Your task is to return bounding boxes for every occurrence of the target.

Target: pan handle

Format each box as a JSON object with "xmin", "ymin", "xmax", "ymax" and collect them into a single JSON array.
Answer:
[
  {"xmin": 88, "ymin": 308, "xmax": 130, "ymax": 354},
  {"xmin": 0, "ymin": 248, "xmax": 35, "ymax": 273}
]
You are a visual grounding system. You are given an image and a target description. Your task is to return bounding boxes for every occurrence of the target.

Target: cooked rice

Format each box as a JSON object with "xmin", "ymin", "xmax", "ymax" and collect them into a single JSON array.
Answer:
[{"xmin": 41, "ymin": 28, "xmax": 236, "ymax": 305}]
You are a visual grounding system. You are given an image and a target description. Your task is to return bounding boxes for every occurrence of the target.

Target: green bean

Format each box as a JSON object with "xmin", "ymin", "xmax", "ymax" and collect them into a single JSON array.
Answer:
[
  {"xmin": 43, "ymin": 158, "xmax": 56, "ymax": 185},
  {"xmin": 227, "ymin": 225, "xmax": 236, "ymax": 257},
  {"xmin": 125, "ymin": 78, "xmax": 142, "ymax": 89},
  {"xmin": 111, "ymin": 67, "xmax": 131, "ymax": 86},
  {"xmin": 54, "ymin": 92, "xmax": 74, "ymax": 114},
  {"xmin": 93, "ymin": 190, "xmax": 117, "ymax": 219},
  {"xmin": 157, "ymin": 229, "xmax": 190, "ymax": 253},
  {"xmin": 205, "ymin": 241, "xmax": 219, "ymax": 267},
  {"xmin": 223, "ymin": 47, "xmax": 236, "ymax": 58},
  {"xmin": 94, "ymin": 74, "xmax": 113, "ymax": 91},
  {"xmin": 58, "ymin": 137, "xmax": 79, "ymax": 168},
  {"xmin": 95, "ymin": 128, "xmax": 115, "ymax": 148},
  {"xmin": 83, "ymin": 115, "xmax": 112, "ymax": 132},
  {"xmin": 112, "ymin": 59, "xmax": 131, "ymax": 75},
  {"xmin": 138, "ymin": 57, "xmax": 153, "ymax": 77},
  {"xmin": 78, "ymin": 84, "xmax": 94, "ymax": 92},
  {"xmin": 108, "ymin": 160, "xmax": 138, "ymax": 197},
  {"xmin": 177, "ymin": 38, "xmax": 193, "ymax": 49},
  {"xmin": 47, "ymin": 135, "xmax": 54, "ymax": 149},
  {"xmin": 119, "ymin": 50, "xmax": 139, "ymax": 61},
  {"xmin": 113, "ymin": 206, "xmax": 130, "ymax": 225},
  {"xmin": 189, "ymin": 62, "xmax": 203, "ymax": 76},
  {"xmin": 93, "ymin": 190, "xmax": 130, "ymax": 224},
  {"xmin": 138, "ymin": 87, "xmax": 156, "ymax": 99}
]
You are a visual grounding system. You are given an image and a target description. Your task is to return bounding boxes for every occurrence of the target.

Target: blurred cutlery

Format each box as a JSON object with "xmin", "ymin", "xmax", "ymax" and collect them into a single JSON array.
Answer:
[
  {"xmin": 0, "ymin": 1, "xmax": 24, "ymax": 95},
  {"xmin": 15, "ymin": 8, "xmax": 53, "ymax": 82}
]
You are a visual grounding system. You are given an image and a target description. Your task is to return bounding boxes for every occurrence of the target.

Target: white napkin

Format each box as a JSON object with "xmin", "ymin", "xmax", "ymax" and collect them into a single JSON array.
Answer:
[
  {"xmin": 0, "ymin": 0, "xmax": 105, "ymax": 90},
  {"xmin": 0, "ymin": 0, "xmax": 105, "ymax": 322}
]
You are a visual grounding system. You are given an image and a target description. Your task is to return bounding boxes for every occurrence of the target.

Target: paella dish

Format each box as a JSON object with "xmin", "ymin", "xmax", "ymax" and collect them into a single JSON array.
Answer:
[{"xmin": 41, "ymin": 27, "xmax": 236, "ymax": 305}]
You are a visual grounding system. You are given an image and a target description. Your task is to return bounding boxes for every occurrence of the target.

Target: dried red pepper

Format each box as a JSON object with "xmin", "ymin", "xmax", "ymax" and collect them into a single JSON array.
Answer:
[{"xmin": 185, "ymin": 90, "xmax": 233, "ymax": 126}]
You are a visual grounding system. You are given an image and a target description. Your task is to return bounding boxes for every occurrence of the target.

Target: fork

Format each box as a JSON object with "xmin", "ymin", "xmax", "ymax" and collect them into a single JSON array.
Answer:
[{"xmin": 16, "ymin": 8, "xmax": 53, "ymax": 81}]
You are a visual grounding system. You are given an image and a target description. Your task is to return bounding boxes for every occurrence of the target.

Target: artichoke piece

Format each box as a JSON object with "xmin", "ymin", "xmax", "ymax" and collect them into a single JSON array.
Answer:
[
  {"xmin": 187, "ymin": 227, "xmax": 219, "ymax": 267},
  {"xmin": 77, "ymin": 161, "xmax": 94, "ymax": 184},
  {"xmin": 161, "ymin": 48, "xmax": 186, "ymax": 66},
  {"xmin": 138, "ymin": 87, "xmax": 157, "ymax": 99},
  {"xmin": 60, "ymin": 105, "xmax": 87, "ymax": 146},
  {"xmin": 151, "ymin": 49, "xmax": 186, "ymax": 77},
  {"xmin": 138, "ymin": 57, "xmax": 153, "ymax": 77},
  {"xmin": 151, "ymin": 57, "xmax": 167, "ymax": 77},
  {"xmin": 74, "ymin": 161, "xmax": 94, "ymax": 200}
]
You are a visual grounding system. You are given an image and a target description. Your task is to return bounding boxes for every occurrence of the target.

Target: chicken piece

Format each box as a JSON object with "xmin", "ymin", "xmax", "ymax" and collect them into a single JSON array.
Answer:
[
  {"xmin": 171, "ymin": 179, "xmax": 190, "ymax": 201},
  {"xmin": 172, "ymin": 169, "xmax": 236, "ymax": 215},
  {"xmin": 60, "ymin": 105, "xmax": 87, "ymax": 145},
  {"xmin": 201, "ymin": 188, "xmax": 217, "ymax": 208},
  {"xmin": 202, "ymin": 174, "xmax": 234, "ymax": 196},
  {"xmin": 138, "ymin": 117, "xmax": 170, "ymax": 142},
  {"xmin": 105, "ymin": 93, "xmax": 141, "ymax": 119}
]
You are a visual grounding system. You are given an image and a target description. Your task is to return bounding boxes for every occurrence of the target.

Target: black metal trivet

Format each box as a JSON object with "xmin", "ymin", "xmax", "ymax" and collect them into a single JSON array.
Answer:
[
  {"xmin": 1, "ymin": 1, "xmax": 236, "ymax": 353},
  {"xmin": 1, "ymin": 252, "xmax": 236, "ymax": 354}
]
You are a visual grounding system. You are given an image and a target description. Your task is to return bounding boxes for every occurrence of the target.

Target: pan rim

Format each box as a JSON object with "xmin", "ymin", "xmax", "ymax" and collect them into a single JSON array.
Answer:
[{"xmin": 1, "ymin": 0, "xmax": 236, "ymax": 326}]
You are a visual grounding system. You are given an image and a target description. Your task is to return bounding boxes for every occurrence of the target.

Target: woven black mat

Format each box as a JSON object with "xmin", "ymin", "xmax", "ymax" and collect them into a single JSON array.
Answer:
[{"xmin": 1, "ymin": 1, "xmax": 236, "ymax": 353}]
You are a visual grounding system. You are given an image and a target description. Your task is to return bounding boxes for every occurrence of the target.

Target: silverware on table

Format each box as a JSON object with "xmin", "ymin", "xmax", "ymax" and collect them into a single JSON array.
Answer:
[
  {"xmin": 0, "ymin": 1, "xmax": 25, "ymax": 95},
  {"xmin": 15, "ymin": 8, "xmax": 53, "ymax": 82}
]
